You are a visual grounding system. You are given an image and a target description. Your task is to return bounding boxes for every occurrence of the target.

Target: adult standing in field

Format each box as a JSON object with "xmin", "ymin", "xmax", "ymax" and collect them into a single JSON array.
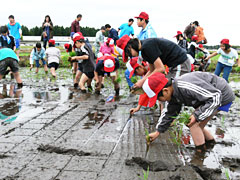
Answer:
[
  {"xmin": 135, "ymin": 12, "xmax": 157, "ymax": 40},
  {"xmin": 118, "ymin": 18, "xmax": 134, "ymax": 38},
  {"xmin": 71, "ymin": 14, "xmax": 82, "ymax": 33},
  {"xmin": 183, "ymin": 22, "xmax": 195, "ymax": 41},
  {"xmin": 41, "ymin": 15, "xmax": 53, "ymax": 50},
  {"xmin": 94, "ymin": 26, "xmax": 106, "ymax": 56},
  {"xmin": 193, "ymin": 21, "xmax": 207, "ymax": 44},
  {"xmin": 0, "ymin": 26, "xmax": 16, "ymax": 50},
  {"xmin": 123, "ymin": 12, "xmax": 157, "ymax": 90},
  {"xmin": 105, "ymin": 24, "xmax": 119, "ymax": 45},
  {"xmin": 7, "ymin": 15, "xmax": 22, "ymax": 59}
]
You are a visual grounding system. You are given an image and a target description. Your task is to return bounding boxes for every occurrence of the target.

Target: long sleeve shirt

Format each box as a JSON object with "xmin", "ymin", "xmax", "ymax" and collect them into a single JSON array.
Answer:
[{"xmin": 156, "ymin": 72, "xmax": 235, "ymax": 133}]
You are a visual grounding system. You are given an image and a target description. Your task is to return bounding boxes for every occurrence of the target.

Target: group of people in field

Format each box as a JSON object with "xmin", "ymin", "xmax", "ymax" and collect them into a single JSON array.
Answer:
[{"xmin": 0, "ymin": 11, "xmax": 240, "ymax": 152}]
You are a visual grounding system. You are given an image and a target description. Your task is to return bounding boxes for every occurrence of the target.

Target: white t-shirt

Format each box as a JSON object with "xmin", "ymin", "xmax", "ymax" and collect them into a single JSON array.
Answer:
[
  {"xmin": 217, "ymin": 48, "xmax": 238, "ymax": 66},
  {"xmin": 45, "ymin": 47, "xmax": 61, "ymax": 64}
]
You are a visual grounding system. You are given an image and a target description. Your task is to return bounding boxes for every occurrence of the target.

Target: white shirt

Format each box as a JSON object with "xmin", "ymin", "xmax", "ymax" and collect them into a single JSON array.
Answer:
[
  {"xmin": 217, "ymin": 48, "xmax": 238, "ymax": 66},
  {"xmin": 45, "ymin": 47, "xmax": 61, "ymax": 64}
]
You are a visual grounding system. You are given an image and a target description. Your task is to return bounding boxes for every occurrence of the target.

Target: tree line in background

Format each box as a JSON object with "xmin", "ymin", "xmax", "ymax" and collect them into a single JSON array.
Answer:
[
  {"xmin": 21, "ymin": 25, "xmax": 240, "ymax": 49},
  {"xmin": 22, "ymin": 25, "xmax": 99, "ymax": 37}
]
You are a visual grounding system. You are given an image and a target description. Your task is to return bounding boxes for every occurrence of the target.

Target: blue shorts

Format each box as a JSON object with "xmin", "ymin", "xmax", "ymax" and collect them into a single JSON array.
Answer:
[
  {"xmin": 218, "ymin": 102, "xmax": 232, "ymax": 112},
  {"xmin": 15, "ymin": 39, "xmax": 21, "ymax": 49},
  {"xmin": 35, "ymin": 59, "xmax": 46, "ymax": 68}
]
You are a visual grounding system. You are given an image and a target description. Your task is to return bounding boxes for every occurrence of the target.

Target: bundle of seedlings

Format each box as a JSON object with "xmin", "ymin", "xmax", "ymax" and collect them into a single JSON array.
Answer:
[
  {"xmin": 114, "ymin": 76, "xmax": 121, "ymax": 83},
  {"xmin": 168, "ymin": 111, "xmax": 191, "ymax": 147},
  {"xmin": 130, "ymin": 76, "xmax": 145, "ymax": 94}
]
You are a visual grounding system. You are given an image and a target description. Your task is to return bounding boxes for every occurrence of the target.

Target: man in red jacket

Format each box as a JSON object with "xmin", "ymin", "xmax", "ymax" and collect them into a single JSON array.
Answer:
[{"xmin": 71, "ymin": 14, "xmax": 82, "ymax": 33}]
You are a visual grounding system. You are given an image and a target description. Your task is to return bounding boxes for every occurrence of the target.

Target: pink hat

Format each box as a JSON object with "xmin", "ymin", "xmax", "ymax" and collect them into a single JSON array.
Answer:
[{"xmin": 142, "ymin": 72, "xmax": 168, "ymax": 107}]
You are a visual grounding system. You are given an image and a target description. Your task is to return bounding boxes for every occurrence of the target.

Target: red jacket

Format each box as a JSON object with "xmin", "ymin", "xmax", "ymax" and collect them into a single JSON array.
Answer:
[{"xmin": 71, "ymin": 20, "xmax": 80, "ymax": 33}]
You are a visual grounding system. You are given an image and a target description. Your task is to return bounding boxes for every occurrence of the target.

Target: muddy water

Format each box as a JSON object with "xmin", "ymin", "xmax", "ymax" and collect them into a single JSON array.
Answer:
[
  {"xmin": 1, "ymin": 68, "xmax": 240, "ymax": 180},
  {"xmin": 0, "ymin": 69, "xmax": 73, "ymax": 125}
]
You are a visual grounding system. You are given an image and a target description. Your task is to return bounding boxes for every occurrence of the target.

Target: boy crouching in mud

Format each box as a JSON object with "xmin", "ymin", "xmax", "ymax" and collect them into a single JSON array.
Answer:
[
  {"xmin": 45, "ymin": 39, "xmax": 61, "ymax": 78},
  {"xmin": 142, "ymin": 71, "xmax": 234, "ymax": 152},
  {"xmin": 95, "ymin": 54, "xmax": 120, "ymax": 96},
  {"xmin": 0, "ymin": 47, "xmax": 23, "ymax": 88}
]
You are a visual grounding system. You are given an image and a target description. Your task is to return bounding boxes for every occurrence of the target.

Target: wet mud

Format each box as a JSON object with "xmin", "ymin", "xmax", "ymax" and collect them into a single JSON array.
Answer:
[
  {"xmin": 37, "ymin": 144, "xmax": 92, "ymax": 156},
  {"xmin": 125, "ymin": 157, "xmax": 180, "ymax": 171},
  {"xmin": 1, "ymin": 69, "xmax": 240, "ymax": 179}
]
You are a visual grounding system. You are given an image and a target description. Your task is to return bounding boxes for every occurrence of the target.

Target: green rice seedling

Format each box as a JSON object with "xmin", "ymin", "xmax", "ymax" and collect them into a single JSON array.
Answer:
[
  {"xmin": 145, "ymin": 128, "xmax": 151, "ymax": 146},
  {"xmin": 196, "ymin": 52, "xmax": 205, "ymax": 59},
  {"xmin": 169, "ymin": 121, "xmax": 183, "ymax": 147},
  {"xmin": 115, "ymin": 76, "xmax": 121, "ymax": 83},
  {"xmin": 177, "ymin": 111, "xmax": 191, "ymax": 125},
  {"xmin": 69, "ymin": 51, "xmax": 77, "ymax": 57},
  {"xmin": 138, "ymin": 166, "xmax": 149, "ymax": 180},
  {"xmin": 221, "ymin": 115, "xmax": 225, "ymax": 129},
  {"xmin": 168, "ymin": 111, "xmax": 190, "ymax": 147},
  {"xmin": 130, "ymin": 87, "xmax": 144, "ymax": 95},
  {"xmin": 130, "ymin": 76, "xmax": 138, "ymax": 84},
  {"xmin": 146, "ymin": 116, "xmax": 151, "ymax": 125},
  {"xmin": 234, "ymin": 66, "xmax": 240, "ymax": 73},
  {"xmin": 223, "ymin": 168, "xmax": 231, "ymax": 180}
]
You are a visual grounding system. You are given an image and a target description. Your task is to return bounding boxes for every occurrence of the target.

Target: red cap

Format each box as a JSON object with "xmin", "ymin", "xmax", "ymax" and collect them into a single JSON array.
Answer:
[
  {"xmin": 107, "ymin": 38, "xmax": 114, "ymax": 47},
  {"xmin": 126, "ymin": 57, "xmax": 140, "ymax": 78},
  {"xmin": 73, "ymin": 32, "xmax": 84, "ymax": 43},
  {"xmin": 191, "ymin": 35, "xmax": 198, "ymax": 41},
  {"xmin": 116, "ymin": 35, "xmax": 131, "ymax": 63},
  {"xmin": 142, "ymin": 72, "xmax": 168, "ymax": 107},
  {"xmin": 64, "ymin": 43, "xmax": 70, "ymax": 52},
  {"xmin": 49, "ymin": 39, "xmax": 55, "ymax": 45},
  {"xmin": 220, "ymin": 39, "xmax": 230, "ymax": 45},
  {"xmin": 135, "ymin": 12, "xmax": 149, "ymax": 20},
  {"xmin": 174, "ymin": 31, "xmax": 182, "ymax": 37},
  {"xmin": 64, "ymin": 43, "xmax": 69, "ymax": 49},
  {"xmin": 198, "ymin": 44, "xmax": 203, "ymax": 48},
  {"xmin": 103, "ymin": 56, "xmax": 115, "ymax": 72},
  {"xmin": 73, "ymin": 35, "xmax": 84, "ymax": 43}
]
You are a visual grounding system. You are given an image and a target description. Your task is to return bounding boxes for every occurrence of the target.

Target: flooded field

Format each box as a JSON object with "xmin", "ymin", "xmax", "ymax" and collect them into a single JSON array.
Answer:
[{"xmin": 0, "ymin": 68, "xmax": 240, "ymax": 180}]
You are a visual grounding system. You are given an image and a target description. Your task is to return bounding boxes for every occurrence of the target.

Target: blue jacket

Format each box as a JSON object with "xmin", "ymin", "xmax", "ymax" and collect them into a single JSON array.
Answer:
[
  {"xmin": 31, "ymin": 48, "xmax": 45, "ymax": 60},
  {"xmin": 108, "ymin": 28, "xmax": 119, "ymax": 44},
  {"xmin": 137, "ymin": 23, "xmax": 157, "ymax": 40}
]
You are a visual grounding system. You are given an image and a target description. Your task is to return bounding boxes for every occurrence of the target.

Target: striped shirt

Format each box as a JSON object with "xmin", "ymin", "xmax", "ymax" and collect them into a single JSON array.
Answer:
[{"xmin": 156, "ymin": 72, "xmax": 235, "ymax": 133}]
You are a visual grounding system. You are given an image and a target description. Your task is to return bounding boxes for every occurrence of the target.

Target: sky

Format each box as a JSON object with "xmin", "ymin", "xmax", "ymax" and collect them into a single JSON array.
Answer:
[{"xmin": 0, "ymin": 0, "xmax": 239, "ymax": 45}]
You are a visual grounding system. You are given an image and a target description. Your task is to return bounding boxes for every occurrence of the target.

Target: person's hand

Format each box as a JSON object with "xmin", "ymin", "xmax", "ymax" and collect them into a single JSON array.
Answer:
[
  {"xmin": 133, "ymin": 79, "xmax": 145, "ymax": 88},
  {"xmin": 149, "ymin": 131, "xmax": 160, "ymax": 142},
  {"xmin": 130, "ymin": 107, "xmax": 140, "ymax": 115},
  {"xmin": 187, "ymin": 115, "xmax": 197, "ymax": 128},
  {"xmin": 204, "ymin": 56, "xmax": 209, "ymax": 61}
]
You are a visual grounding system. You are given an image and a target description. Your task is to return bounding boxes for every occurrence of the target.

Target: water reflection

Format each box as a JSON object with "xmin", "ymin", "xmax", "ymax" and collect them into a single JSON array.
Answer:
[{"xmin": 0, "ymin": 84, "xmax": 22, "ymax": 124}]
